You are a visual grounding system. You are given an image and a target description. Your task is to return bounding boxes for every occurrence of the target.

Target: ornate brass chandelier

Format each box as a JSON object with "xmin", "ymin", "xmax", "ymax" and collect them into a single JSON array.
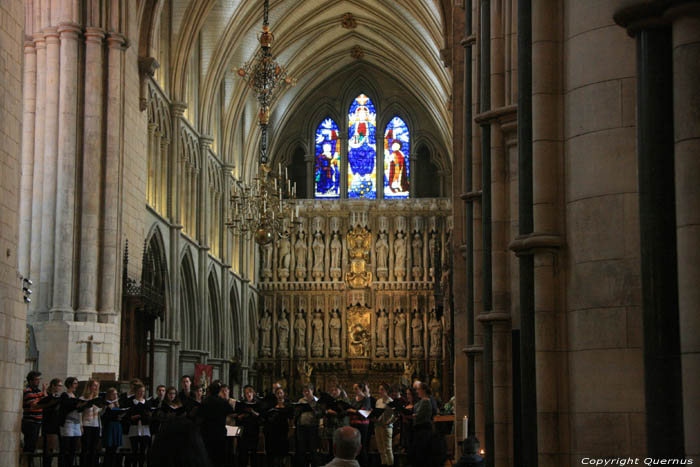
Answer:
[{"xmin": 227, "ymin": 0, "xmax": 298, "ymax": 245}]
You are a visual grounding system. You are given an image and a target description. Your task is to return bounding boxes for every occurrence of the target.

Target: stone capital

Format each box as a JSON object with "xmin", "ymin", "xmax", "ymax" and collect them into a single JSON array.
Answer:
[
  {"xmin": 57, "ymin": 22, "xmax": 82, "ymax": 39},
  {"xmin": 43, "ymin": 27, "xmax": 60, "ymax": 43},
  {"xmin": 199, "ymin": 135, "xmax": 214, "ymax": 150},
  {"xmin": 612, "ymin": 0, "xmax": 697, "ymax": 34},
  {"xmin": 24, "ymin": 40, "xmax": 36, "ymax": 53},
  {"xmin": 84, "ymin": 27, "xmax": 106, "ymax": 44},
  {"xmin": 32, "ymin": 32, "xmax": 46, "ymax": 47},
  {"xmin": 106, "ymin": 32, "xmax": 129, "ymax": 50},
  {"xmin": 171, "ymin": 101, "xmax": 188, "ymax": 117},
  {"xmin": 138, "ymin": 56, "xmax": 160, "ymax": 77}
]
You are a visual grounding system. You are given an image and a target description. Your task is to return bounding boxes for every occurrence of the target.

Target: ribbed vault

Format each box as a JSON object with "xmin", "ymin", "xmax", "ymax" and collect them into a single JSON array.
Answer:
[{"xmin": 162, "ymin": 0, "xmax": 452, "ymax": 182}]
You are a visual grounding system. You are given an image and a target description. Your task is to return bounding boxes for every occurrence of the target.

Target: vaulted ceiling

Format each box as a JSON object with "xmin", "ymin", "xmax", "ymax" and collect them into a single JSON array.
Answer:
[{"xmin": 155, "ymin": 0, "xmax": 452, "ymax": 180}]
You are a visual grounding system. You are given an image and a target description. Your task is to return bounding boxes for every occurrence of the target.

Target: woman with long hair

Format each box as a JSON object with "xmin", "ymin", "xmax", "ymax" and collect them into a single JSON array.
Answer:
[
  {"xmin": 346, "ymin": 382, "xmax": 372, "ymax": 467},
  {"xmin": 80, "ymin": 378, "xmax": 102, "ymax": 467}
]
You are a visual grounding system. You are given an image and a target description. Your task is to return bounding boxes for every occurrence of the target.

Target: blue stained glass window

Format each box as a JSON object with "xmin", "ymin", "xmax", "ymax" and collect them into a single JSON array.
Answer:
[
  {"xmin": 383, "ymin": 116, "xmax": 410, "ymax": 199},
  {"xmin": 314, "ymin": 118, "xmax": 341, "ymax": 198},
  {"xmin": 347, "ymin": 94, "xmax": 377, "ymax": 199}
]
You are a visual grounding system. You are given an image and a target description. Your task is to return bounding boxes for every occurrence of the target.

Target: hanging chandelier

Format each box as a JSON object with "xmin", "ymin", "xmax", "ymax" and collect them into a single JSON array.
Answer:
[{"xmin": 227, "ymin": 0, "xmax": 298, "ymax": 246}]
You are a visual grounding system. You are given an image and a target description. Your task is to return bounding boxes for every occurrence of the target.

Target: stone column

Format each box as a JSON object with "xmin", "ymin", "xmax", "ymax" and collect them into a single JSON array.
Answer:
[
  {"xmin": 409, "ymin": 153, "xmax": 417, "ymax": 197},
  {"xmin": 199, "ymin": 137, "xmax": 213, "ymax": 246},
  {"xmin": 77, "ymin": 27, "xmax": 106, "ymax": 322},
  {"xmin": 19, "ymin": 40, "xmax": 37, "ymax": 278},
  {"xmin": 670, "ymin": 6, "xmax": 700, "ymax": 462},
  {"xmin": 161, "ymin": 137, "xmax": 170, "ymax": 217},
  {"xmin": 29, "ymin": 33, "xmax": 46, "ymax": 317},
  {"xmin": 100, "ymin": 32, "xmax": 129, "ymax": 323},
  {"xmin": 51, "ymin": 23, "xmax": 81, "ymax": 320},
  {"xmin": 39, "ymin": 27, "xmax": 60, "ymax": 318},
  {"xmin": 169, "ymin": 102, "xmax": 186, "ymax": 358},
  {"xmin": 147, "ymin": 123, "xmax": 156, "ymax": 205},
  {"xmin": 304, "ymin": 153, "xmax": 314, "ymax": 198}
]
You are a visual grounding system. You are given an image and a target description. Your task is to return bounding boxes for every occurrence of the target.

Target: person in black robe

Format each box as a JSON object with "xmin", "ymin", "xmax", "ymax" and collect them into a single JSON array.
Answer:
[
  {"xmin": 197, "ymin": 382, "xmax": 236, "ymax": 467},
  {"xmin": 236, "ymin": 385, "xmax": 263, "ymax": 467},
  {"xmin": 262, "ymin": 387, "xmax": 293, "ymax": 467}
]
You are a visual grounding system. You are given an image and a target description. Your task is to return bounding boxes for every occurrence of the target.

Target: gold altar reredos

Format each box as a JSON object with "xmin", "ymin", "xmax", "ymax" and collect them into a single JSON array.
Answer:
[{"xmin": 253, "ymin": 199, "xmax": 453, "ymax": 397}]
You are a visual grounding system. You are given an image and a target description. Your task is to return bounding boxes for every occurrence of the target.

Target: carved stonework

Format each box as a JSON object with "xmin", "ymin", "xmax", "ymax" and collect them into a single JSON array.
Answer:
[
  {"xmin": 429, "ymin": 311, "xmax": 442, "ymax": 357},
  {"xmin": 345, "ymin": 226, "xmax": 372, "ymax": 288},
  {"xmin": 311, "ymin": 311, "xmax": 324, "ymax": 357},
  {"xmin": 329, "ymin": 310, "xmax": 342, "ymax": 357},
  {"xmin": 411, "ymin": 311, "xmax": 424, "ymax": 357},
  {"xmin": 394, "ymin": 310, "xmax": 407, "ymax": 357},
  {"xmin": 330, "ymin": 232, "xmax": 342, "ymax": 280},
  {"xmin": 277, "ymin": 311, "xmax": 289, "ymax": 357},
  {"xmin": 260, "ymin": 309, "xmax": 272, "ymax": 357},
  {"xmin": 341, "ymin": 12, "xmax": 357, "ymax": 29},
  {"xmin": 347, "ymin": 304, "xmax": 371, "ymax": 358},
  {"xmin": 376, "ymin": 309, "xmax": 389, "ymax": 357}
]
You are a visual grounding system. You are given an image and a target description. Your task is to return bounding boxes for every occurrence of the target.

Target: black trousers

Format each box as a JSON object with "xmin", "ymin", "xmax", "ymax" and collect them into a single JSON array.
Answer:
[
  {"xmin": 128, "ymin": 435, "xmax": 151, "ymax": 467},
  {"xmin": 238, "ymin": 434, "xmax": 259, "ymax": 467},
  {"xmin": 22, "ymin": 420, "xmax": 41, "ymax": 453},
  {"xmin": 350, "ymin": 423, "xmax": 369, "ymax": 467},
  {"xmin": 60, "ymin": 436, "xmax": 79, "ymax": 467},
  {"xmin": 294, "ymin": 425, "xmax": 320, "ymax": 467},
  {"xmin": 81, "ymin": 426, "xmax": 100, "ymax": 467}
]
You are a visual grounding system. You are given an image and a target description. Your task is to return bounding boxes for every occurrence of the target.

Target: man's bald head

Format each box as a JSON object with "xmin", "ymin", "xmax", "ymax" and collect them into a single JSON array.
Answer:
[{"xmin": 333, "ymin": 426, "xmax": 362, "ymax": 460}]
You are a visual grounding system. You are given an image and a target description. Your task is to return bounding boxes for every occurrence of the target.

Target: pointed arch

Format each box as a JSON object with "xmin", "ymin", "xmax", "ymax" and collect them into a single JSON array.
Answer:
[
  {"xmin": 179, "ymin": 248, "xmax": 198, "ymax": 350},
  {"xmin": 207, "ymin": 271, "xmax": 222, "ymax": 358},
  {"xmin": 145, "ymin": 224, "xmax": 170, "ymax": 338},
  {"xmin": 347, "ymin": 93, "xmax": 378, "ymax": 199},
  {"xmin": 229, "ymin": 284, "xmax": 241, "ymax": 357},
  {"xmin": 383, "ymin": 115, "xmax": 411, "ymax": 199},
  {"xmin": 314, "ymin": 117, "xmax": 341, "ymax": 199}
]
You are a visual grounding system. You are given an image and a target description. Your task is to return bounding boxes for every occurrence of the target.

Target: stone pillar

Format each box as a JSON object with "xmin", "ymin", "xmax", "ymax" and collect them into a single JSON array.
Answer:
[
  {"xmin": 51, "ymin": 21, "xmax": 81, "ymax": 319},
  {"xmin": 409, "ymin": 154, "xmax": 417, "ymax": 197},
  {"xmin": 77, "ymin": 27, "xmax": 106, "ymax": 322},
  {"xmin": 305, "ymin": 153, "xmax": 314, "ymax": 198},
  {"xmin": 29, "ymin": 33, "xmax": 46, "ymax": 318},
  {"xmin": 670, "ymin": 6, "xmax": 700, "ymax": 462},
  {"xmin": 19, "ymin": 40, "xmax": 37, "ymax": 278},
  {"xmin": 199, "ymin": 136, "xmax": 213, "ymax": 246},
  {"xmin": 39, "ymin": 27, "xmax": 60, "ymax": 318},
  {"xmin": 100, "ymin": 32, "xmax": 128, "ymax": 323},
  {"xmin": 161, "ymin": 138, "xmax": 170, "ymax": 217}
]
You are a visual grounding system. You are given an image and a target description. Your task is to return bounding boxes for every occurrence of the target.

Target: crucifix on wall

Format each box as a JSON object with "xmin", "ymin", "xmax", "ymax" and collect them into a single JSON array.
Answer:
[{"xmin": 77, "ymin": 335, "xmax": 103, "ymax": 365}]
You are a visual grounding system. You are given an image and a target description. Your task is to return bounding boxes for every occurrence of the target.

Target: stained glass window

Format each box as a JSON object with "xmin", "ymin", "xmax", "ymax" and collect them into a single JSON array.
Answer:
[
  {"xmin": 384, "ymin": 116, "xmax": 410, "ymax": 198},
  {"xmin": 348, "ymin": 94, "xmax": 377, "ymax": 199},
  {"xmin": 314, "ymin": 118, "xmax": 341, "ymax": 198}
]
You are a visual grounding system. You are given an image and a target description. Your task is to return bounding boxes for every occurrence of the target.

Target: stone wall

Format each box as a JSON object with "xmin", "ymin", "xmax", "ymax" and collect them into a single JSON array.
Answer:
[{"xmin": 0, "ymin": 0, "xmax": 26, "ymax": 463}]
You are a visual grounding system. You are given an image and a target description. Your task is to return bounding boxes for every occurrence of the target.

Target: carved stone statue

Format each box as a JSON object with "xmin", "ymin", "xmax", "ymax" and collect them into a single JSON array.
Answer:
[
  {"xmin": 412, "ymin": 232, "xmax": 423, "ymax": 268},
  {"xmin": 294, "ymin": 231, "xmax": 307, "ymax": 280},
  {"xmin": 376, "ymin": 310, "xmax": 389, "ymax": 356},
  {"xmin": 428, "ymin": 232, "xmax": 437, "ymax": 275},
  {"xmin": 330, "ymin": 232, "xmax": 342, "ymax": 271},
  {"xmin": 394, "ymin": 311, "xmax": 406, "ymax": 356},
  {"xmin": 376, "ymin": 232, "xmax": 389, "ymax": 280},
  {"xmin": 259, "ymin": 310, "xmax": 272, "ymax": 356},
  {"xmin": 262, "ymin": 242, "xmax": 273, "ymax": 281},
  {"xmin": 294, "ymin": 311, "xmax": 307, "ymax": 356},
  {"xmin": 277, "ymin": 311, "xmax": 289, "ymax": 357},
  {"xmin": 311, "ymin": 312, "xmax": 324, "ymax": 357},
  {"xmin": 411, "ymin": 311, "xmax": 424, "ymax": 356},
  {"xmin": 329, "ymin": 310, "xmax": 341, "ymax": 356},
  {"xmin": 278, "ymin": 237, "xmax": 291, "ymax": 281},
  {"xmin": 412, "ymin": 232, "xmax": 423, "ymax": 280},
  {"xmin": 429, "ymin": 312, "xmax": 442, "ymax": 357},
  {"xmin": 394, "ymin": 232, "xmax": 407, "ymax": 280},
  {"xmin": 312, "ymin": 232, "xmax": 325, "ymax": 281}
]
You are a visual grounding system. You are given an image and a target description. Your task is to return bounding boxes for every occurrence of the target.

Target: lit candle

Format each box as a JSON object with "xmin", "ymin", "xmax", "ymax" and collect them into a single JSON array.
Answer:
[
  {"xmin": 296, "ymin": 204, "xmax": 299, "ymax": 218},
  {"xmin": 278, "ymin": 163, "xmax": 282, "ymax": 176},
  {"xmin": 462, "ymin": 416, "xmax": 468, "ymax": 440},
  {"xmin": 285, "ymin": 167, "xmax": 288, "ymax": 179}
]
